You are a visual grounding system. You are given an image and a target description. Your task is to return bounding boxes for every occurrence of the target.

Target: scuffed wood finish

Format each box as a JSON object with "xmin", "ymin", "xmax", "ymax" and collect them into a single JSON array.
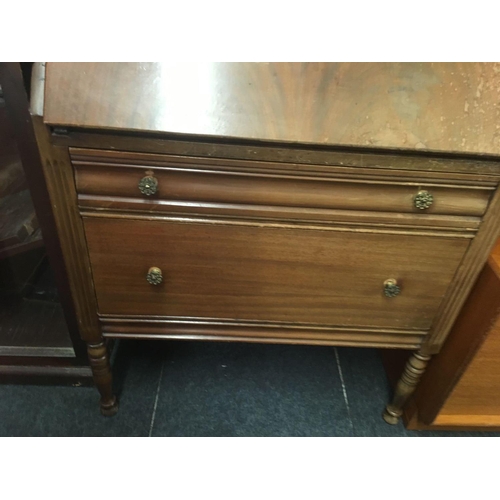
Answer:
[
  {"xmin": 45, "ymin": 63, "xmax": 500, "ymax": 156},
  {"xmin": 83, "ymin": 216, "xmax": 469, "ymax": 331},
  {"xmin": 56, "ymin": 132, "xmax": 500, "ymax": 178},
  {"xmin": 72, "ymin": 152, "xmax": 492, "ymax": 219},
  {"xmin": 69, "ymin": 148, "xmax": 500, "ymax": 185}
]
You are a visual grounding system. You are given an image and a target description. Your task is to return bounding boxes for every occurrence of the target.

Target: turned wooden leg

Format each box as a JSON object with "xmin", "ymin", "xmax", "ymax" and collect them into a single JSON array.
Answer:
[
  {"xmin": 383, "ymin": 349, "xmax": 431, "ymax": 425},
  {"xmin": 87, "ymin": 341, "xmax": 118, "ymax": 417}
]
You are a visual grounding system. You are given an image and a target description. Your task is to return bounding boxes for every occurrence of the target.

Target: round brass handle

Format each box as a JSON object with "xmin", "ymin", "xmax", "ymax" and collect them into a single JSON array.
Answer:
[
  {"xmin": 414, "ymin": 190, "xmax": 433, "ymax": 210},
  {"xmin": 384, "ymin": 279, "xmax": 400, "ymax": 297},
  {"xmin": 146, "ymin": 267, "xmax": 163, "ymax": 285},
  {"xmin": 138, "ymin": 175, "xmax": 158, "ymax": 196}
]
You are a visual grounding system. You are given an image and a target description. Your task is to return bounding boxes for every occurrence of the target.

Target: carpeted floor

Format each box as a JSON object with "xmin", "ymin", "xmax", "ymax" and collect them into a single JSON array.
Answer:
[{"xmin": 0, "ymin": 340, "xmax": 498, "ymax": 437}]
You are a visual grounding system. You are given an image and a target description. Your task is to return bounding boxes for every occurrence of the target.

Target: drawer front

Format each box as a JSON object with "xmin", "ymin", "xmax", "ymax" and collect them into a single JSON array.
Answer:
[
  {"xmin": 70, "ymin": 149, "xmax": 494, "ymax": 218},
  {"xmin": 83, "ymin": 217, "xmax": 469, "ymax": 331},
  {"xmin": 73, "ymin": 155, "xmax": 493, "ymax": 219}
]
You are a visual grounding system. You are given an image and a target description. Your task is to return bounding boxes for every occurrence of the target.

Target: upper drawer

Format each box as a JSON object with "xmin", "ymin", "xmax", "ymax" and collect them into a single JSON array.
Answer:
[{"xmin": 72, "ymin": 149, "xmax": 493, "ymax": 219}]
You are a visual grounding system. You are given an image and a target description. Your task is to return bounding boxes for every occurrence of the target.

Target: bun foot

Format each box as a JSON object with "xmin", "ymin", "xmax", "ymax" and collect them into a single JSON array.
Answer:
[
  {"xmin": 383, "ymin": 407, "xmax": 401, "ymax": 425},
  {"xmin": 100, "ymin": 397, "xmax": 119, "ymax": 417}
]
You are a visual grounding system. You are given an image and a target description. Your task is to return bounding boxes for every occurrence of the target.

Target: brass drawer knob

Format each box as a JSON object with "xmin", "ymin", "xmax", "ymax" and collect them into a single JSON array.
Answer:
[
  {"xmin": 414, "ymin": 190, "xmax": 433, "ymax": 210},
  {"xmin": 384, "ymin": 279, "xmax": 400, "ymax": 297},
  {"xmin": 146, "ymin": 267, "xmax": 163, "ymax": 285},
  {"xmin": 138, "ymin": 175, "xmax": 158, "ymax": 196}
]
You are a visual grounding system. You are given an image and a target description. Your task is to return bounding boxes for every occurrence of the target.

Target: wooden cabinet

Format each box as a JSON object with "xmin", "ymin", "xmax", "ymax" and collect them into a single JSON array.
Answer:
[
  {"xmin": 0, "ymin": 63, "xmax": 91, "ymax": 384},
  {"xmin": 31, "ymin": 62, "xmax": 500, "ymax": 420}
]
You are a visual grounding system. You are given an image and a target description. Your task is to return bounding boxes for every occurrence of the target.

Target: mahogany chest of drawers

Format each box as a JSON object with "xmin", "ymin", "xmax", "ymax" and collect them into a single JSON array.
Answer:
[{"xmin": 31, "ymin": 62, "xmax": 500, "ymax": 423}]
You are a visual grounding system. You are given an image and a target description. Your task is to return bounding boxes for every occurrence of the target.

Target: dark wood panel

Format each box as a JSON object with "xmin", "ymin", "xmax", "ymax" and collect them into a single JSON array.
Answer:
[
  {"xmin": 0, "ymin": 62, "xmax": 89, "ymax": 362},
  {"xmin": 0, "ymin": 102, "xmax": 27, "ymax": 196},
  {"xmin": 0, "ymin": 190, "xmax": 40, "ymax": 256},
  {"xmin": 0, "ymin": 259, "xmax": 90, "ymax": 383},
  {"xmin": 0, "ymin": 363, "xmax": 93, "ymax": 386},
  {"xmin": 45, "ymin": 63, "xmax": 500, "ymax": 157},
  {"xmin": 0, "ymin": 159, "xmax": 26, "ymax": 198},
  {"xmin": 0, "ymin": 284, "xmax": 73, "ymax": 353},
  {"xmin": 0, "ymin": 245, "xmax": 45, "ymax": 293},
  {"xmin": 84, "ymin": 217, "xmax": 469, "ymax": 331}
]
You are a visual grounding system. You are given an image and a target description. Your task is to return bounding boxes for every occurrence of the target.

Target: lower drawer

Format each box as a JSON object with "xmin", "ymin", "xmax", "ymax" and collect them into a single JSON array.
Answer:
[{"xmin": 83, "ymin": 217, "xmax": 469, "ymax": 332}]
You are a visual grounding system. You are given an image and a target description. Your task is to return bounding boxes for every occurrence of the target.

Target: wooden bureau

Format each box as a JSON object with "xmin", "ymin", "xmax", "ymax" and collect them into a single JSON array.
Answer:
[{"xmin": 31, "ymin": 62, "xmax": 500, "ymax": 422}]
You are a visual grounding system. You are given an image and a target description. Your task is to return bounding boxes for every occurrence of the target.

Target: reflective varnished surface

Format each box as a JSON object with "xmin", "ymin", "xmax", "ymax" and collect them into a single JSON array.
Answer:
[{"xmin": 44, "ymin": 62, "xmax": 500, "ymax": 156}]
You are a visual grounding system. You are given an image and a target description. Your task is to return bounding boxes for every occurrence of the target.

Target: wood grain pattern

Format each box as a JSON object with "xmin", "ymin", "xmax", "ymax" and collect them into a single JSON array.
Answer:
[
  {"xmin": 83, "ymin": 216, "xmax": 469, "ymax": 331},
  {"xmin": 73, "ymin": 156, "xmax": 492, "ymax": 218},
  {"xmin": 44, "ymin": 63, "xmax": 500, "ymax": 157}
]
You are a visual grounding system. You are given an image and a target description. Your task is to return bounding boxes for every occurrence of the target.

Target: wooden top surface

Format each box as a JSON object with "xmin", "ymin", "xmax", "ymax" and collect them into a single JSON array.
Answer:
[{"xmin": 44, "ymin": 62, "xmax": 500, "ymax": 156}]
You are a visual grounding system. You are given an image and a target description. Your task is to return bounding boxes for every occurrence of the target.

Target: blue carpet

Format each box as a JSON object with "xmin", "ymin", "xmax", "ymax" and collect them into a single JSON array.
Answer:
[{"xmin": 0, "ymin": 340, "xmax": 498, "ymax": 436}]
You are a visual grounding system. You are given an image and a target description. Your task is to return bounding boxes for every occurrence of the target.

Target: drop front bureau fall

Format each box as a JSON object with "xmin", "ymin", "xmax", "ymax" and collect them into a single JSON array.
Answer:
[{"xmin": 31, "ymin": 62, "xmax": 500, "ymax": 424}]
